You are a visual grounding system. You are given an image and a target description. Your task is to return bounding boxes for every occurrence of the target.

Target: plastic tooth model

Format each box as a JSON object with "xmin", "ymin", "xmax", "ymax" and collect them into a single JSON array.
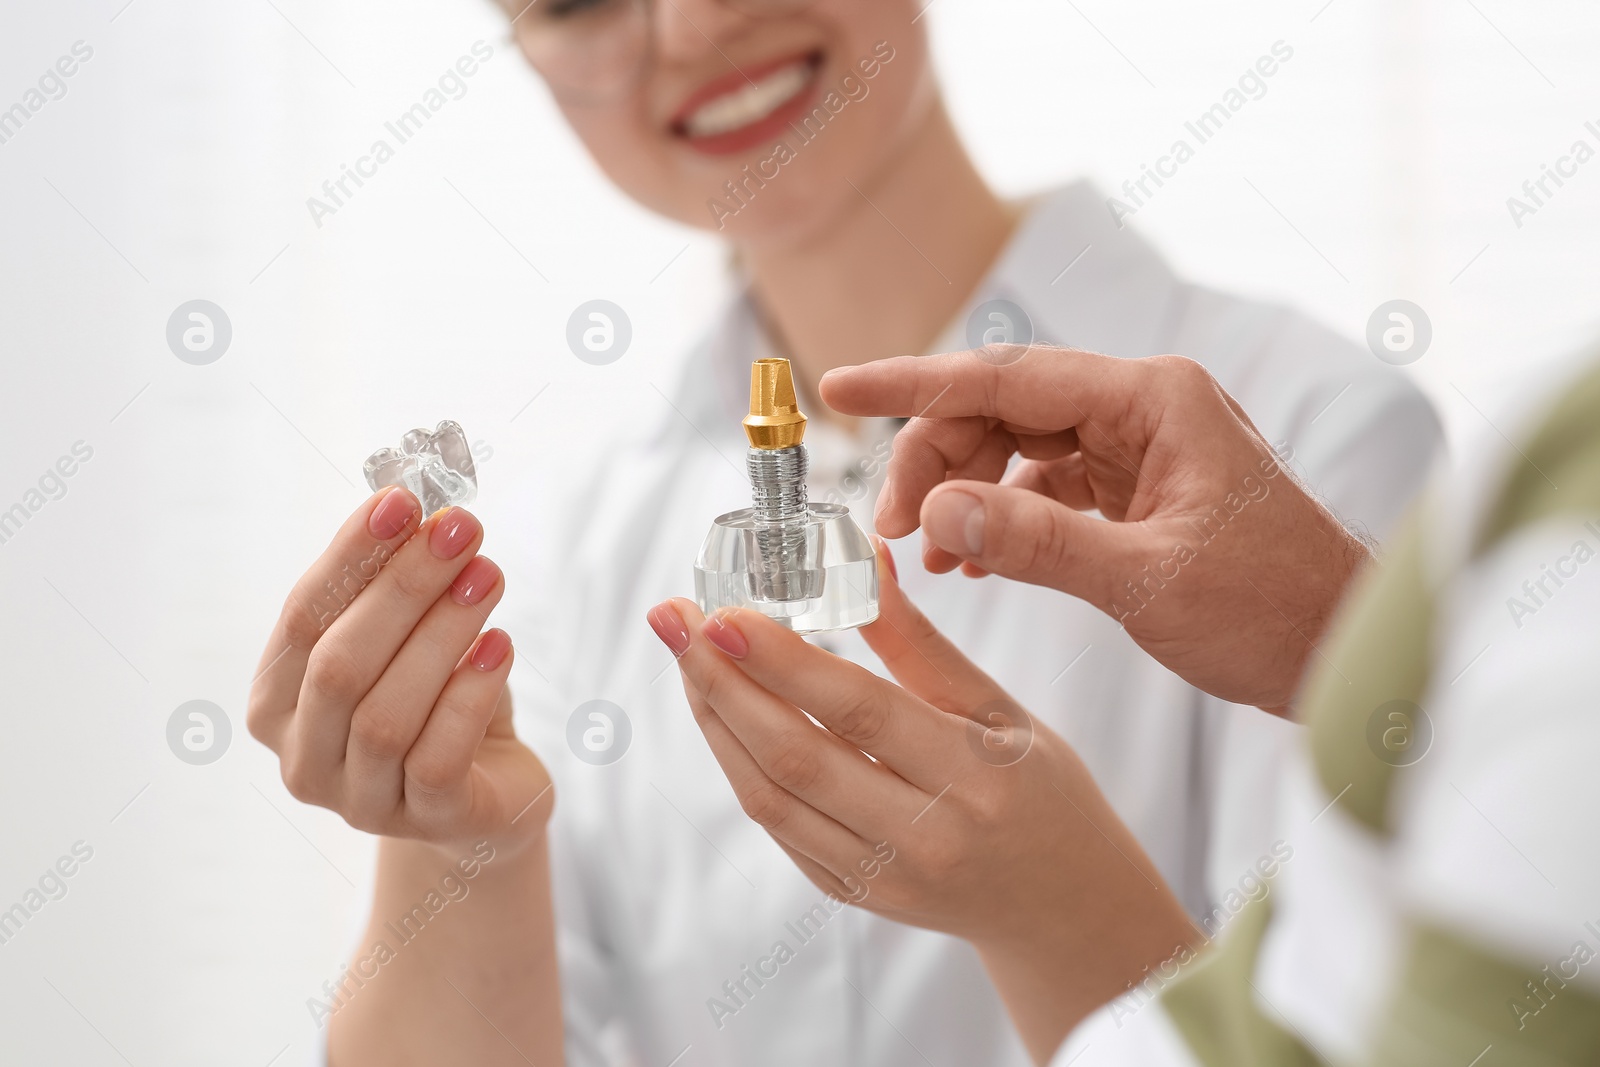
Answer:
[
  {"xmin": 363, "ymin": 420, "xmax": 478, "ymax": 515},
  {"xmin": 694, "ymin": 358, "xmax": 879, "ymax": 635}
]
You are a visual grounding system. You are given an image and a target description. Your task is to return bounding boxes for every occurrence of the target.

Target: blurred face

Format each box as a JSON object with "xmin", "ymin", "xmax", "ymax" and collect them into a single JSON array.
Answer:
[{"xmin": 507, "ymin": 0, "xmax": 936, "ymax": 248}]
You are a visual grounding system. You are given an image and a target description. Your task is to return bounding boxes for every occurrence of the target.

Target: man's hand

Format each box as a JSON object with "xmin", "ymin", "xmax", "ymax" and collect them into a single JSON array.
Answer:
[
  {"xmin": 821, "ymin": 348, "xmax": 1371, "ymax": 713},
  {"xmin": 648, "ymin": 544, "xmax": 1198, "ymax": 1063}
]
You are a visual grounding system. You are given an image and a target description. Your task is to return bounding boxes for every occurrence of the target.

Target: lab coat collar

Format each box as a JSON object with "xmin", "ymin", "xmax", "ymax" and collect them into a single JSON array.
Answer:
[{"xmin": 665, "ymin": 179, "xmax": 1184, "ymax": 441}]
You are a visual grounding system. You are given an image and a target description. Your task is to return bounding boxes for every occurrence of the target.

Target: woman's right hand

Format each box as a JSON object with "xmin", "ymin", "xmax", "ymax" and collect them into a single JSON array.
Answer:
[{"xmin": 247, "ymin": 488, "xmax": 553, "ymax": 860}]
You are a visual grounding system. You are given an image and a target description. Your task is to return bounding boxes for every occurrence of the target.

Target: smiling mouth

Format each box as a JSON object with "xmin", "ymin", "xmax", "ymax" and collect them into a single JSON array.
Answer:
[{"xmin": 673, "ymin": 51, "xmax": 823, "ymax": 142}]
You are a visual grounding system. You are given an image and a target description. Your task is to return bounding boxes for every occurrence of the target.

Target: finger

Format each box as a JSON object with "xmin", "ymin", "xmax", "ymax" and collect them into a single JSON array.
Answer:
[
  {"xmin": 916, "ymin": 455, "xmax": 1096, "ymax": 575},
  {"xmin": 400, "ymin": 628, "xmax": 516, "ymax": 837},
  {"xmin": 1010, "ymin": 427, "xmax": 1081, "ymax": 461},
  {"xmin": 920, "ymin": 531, "xmax": 966, "ymax": 576},
  {"xmin": 661, "ymin": 624, "xmax": 875, "ymax": 883},
  {"xmin": 249, "ymin": 486, "xmax": 423, "ymax": 749},
  {"xmin": 343, "ymin": 557, "xmax": 506, "ymax": 828},
  {"xmin": 1004, "ymin": 455, "xmax": 1098, "ymax": 512},
  {"xmin": 859, "ymin": 539, "xmax": 1010, "ymax": 720},
  {"xmin": 875, "ymin": 416, "xmax": 993, "ymax": 538},
  {"xmin": 876, "ymin": 420, "xmax": 1081, "ymax": 541},
  {"xmin": 920, "ymin": 480, "xmax": 1155, "ymax": 610},
  {"xmin": 293, "ymin": 506, "xmax": 485, "ymax": 777},
  {"xmin": 820, "ymin": 348, "xmax": 1135, "ymax": 428},
  {"xmin": 665, "ymin": 599, "xmax": 925, "ymax": 838},
  {"xmin": 946, "ymin": 424, "xmax": 1017, "ymax": 485},
  {"xmin": 917, "ymin": 422, "xmax": 1017, "ymax": 577},
  {"xmin": 689, "ymin": 600, "xmax": 972, "ymax": 793},
  {"xmin": 772, "ymin": 838, "xmax": 859, "ymax": 903}
]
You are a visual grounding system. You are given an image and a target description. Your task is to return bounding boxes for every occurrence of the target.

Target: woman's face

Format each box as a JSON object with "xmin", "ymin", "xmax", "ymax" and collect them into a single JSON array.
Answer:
[{"xmin": 509, "ymin": 0, "xmax": 936, "ymax": 249}]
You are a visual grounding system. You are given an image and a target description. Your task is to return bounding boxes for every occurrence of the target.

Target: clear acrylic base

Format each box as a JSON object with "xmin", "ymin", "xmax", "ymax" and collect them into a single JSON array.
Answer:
[{"xmin": 695, "ymin": 502, "xmax": 880, "ymax": 635}]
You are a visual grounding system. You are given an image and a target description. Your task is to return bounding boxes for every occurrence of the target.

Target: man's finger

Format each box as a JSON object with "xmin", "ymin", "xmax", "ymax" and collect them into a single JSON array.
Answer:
[
  {"xmin": 875, "ymin": 415, "xmax": 992, "ymax": 539},
  {"xmin": 919, "ymin": 480, "xmax": 1152, "ymax": 610},
  {"xmin": 876, "ymin": 417, "xmax": 1083, "ymax": 539},
  {"xmin": 820, "ymin": 348, "xmax": 1136, "ymax": 428},
  {"xmin": 1003, "ymin": 455, "xmax": 1098, "ymax": 512}
]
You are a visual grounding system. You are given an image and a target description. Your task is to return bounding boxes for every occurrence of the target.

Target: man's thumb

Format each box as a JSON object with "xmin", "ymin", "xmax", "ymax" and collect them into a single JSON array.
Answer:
[{"xmin": 920, "ymin": 481, "xmax": 1128, "ymax": 607}]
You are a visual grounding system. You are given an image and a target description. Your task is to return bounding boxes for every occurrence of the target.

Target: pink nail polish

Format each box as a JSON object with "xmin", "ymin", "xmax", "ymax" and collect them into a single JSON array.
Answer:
[
  {"xmin": 368, "ymin": 488, "xmax": 419, "ymax": 540},
  {"xmin": 450, "ymin": 556, "xmax": 501, "ymax": 606},
  {"xmin": 874, "ymin": 536, "xmax": 899, "ymax": 584},
  {"xmin": 471, "ymin": 628, "xmax": 512, "ymax": 671},
  {"xmin": 703, "ymin": 613, "xmax": 749, "ymax": 659},
  {"xmin": 429, "ymin": 508, "xmax": 480, "ymax": 560},
  {"xmin": 648, "ymin": 603, "xmax": 691, "ymax": 658}
]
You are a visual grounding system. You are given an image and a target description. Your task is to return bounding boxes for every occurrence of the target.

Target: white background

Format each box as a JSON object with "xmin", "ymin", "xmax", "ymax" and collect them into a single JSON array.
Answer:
[{"xmin": 1, "ymin": 0, "xmax": 1597, "ymax": 1062}]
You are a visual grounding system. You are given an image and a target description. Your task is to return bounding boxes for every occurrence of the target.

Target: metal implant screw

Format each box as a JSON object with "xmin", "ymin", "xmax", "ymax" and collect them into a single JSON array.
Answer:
[
  {"xmin": 747, "ymin": 444, "xmax": 817, "ymax": 602},
  {"xmin": 693, "ymin": 357, "xmax": 879, "ymax": 634}
]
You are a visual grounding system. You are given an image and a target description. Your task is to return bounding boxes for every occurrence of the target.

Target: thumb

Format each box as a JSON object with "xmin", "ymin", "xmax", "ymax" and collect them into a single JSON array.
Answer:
[{"xmin": 920, "ymin": 481, "xmax": 1138, "ymax": 609}]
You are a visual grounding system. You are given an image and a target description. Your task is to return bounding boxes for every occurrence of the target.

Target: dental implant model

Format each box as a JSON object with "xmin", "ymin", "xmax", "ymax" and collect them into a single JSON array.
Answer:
[
  {"xmin": 363, "ymin": 420, "xmax": 477, "ymax": 514},
  {"xmin": 694, "ymin": 358, "xmax": 880, "ymax": 634}
]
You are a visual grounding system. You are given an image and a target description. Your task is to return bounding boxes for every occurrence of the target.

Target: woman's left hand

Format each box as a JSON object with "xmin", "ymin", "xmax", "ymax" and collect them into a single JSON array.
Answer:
[{"xmin": 647, "ymin": 541, "xmax": 1200, "ymax": 1064}]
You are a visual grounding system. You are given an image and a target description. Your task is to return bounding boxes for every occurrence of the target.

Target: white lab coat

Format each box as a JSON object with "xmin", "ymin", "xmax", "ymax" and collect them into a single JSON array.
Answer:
[{"xmin": 475, "ymin": 182, "xmax": 1440, "ymax": 1067}]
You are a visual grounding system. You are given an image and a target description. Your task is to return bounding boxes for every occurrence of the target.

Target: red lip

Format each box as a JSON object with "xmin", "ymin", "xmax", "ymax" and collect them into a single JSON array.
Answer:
[{"xmin": 670, "ymin": 49, "xmax": 824, "ymax": 157}]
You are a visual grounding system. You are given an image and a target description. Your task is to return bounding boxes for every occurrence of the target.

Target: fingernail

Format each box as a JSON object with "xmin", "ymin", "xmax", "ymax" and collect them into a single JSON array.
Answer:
[
  {"xmin": 925, "ymin": 489, "xmax": 984, "ymax": 556},
  {"xmin": 647, "ymin": 602, "xmax": 691, "ymax": 658},
  {"xmin": 873, "ymin": 535, "xmax": 899, "ymax": 585},
  {"xmin": 450, "ymin": 556, "xmax": 501, "ymax": 606},
  {"xmin": 873, "ymin": 480, "xmax": 895, "ymax": 526},
  {"xmin": 429, "ymin": 507, "xmax": 480, "ymax": 560},
  {"xmin": 368, "ymin": 488, "xmax": 420, "ymax": 540},
  {"xmin": 703, "ymin": 612, "xmax": 749, "ymax": 659},
  {"xmin": 471, "ymin": 628, "xmax": 512, "ymax": 671}
]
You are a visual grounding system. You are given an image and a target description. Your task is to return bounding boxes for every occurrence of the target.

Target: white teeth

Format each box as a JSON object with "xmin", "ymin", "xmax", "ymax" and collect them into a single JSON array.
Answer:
[{"xmin": 684, "ymin": 61, "xmax": 814, "ymax": 139}]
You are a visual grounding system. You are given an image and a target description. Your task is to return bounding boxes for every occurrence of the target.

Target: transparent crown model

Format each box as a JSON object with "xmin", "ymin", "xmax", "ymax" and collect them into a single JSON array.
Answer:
[
  {"xmin": 695, "ymin": 359, "xmax": 879, "ymax": 635},
  {"xmin": 363, "ymin": 420, "xmax": 478, "ymax": 515}
]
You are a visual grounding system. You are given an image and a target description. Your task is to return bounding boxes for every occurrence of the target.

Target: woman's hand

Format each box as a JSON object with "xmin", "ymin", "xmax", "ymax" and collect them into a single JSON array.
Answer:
[
  {"xmin": 247, "ymin": 488, "xmax": 553, "ymax": 860},
  {"xmin": 648, "ymin": 542, "xmax": 1198, "ymax": 1063},
  {"xmin": 821, "ymin": 348, "xmax": 1371, "ymax": 713}
]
